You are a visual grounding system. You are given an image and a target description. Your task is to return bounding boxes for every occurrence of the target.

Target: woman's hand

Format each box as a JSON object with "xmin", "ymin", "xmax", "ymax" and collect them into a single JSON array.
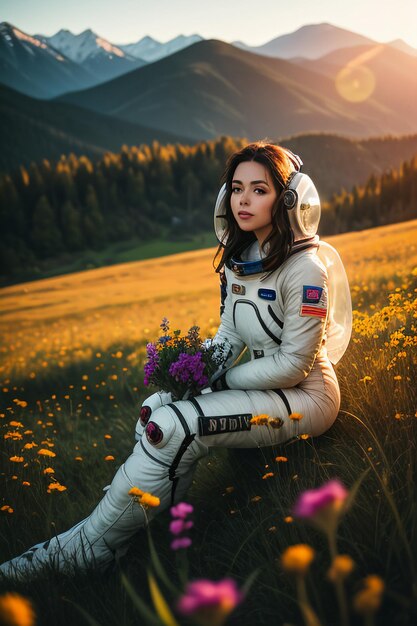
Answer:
[{"xmin": 134, "ymin": 391, "xmax": 172, "ymax": 441}]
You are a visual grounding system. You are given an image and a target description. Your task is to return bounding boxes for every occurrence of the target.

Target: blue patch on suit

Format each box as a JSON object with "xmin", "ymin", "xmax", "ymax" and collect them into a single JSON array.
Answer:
[
  {"xmin": 302, "ymin": 285, "xmax": 323, "ymax": 304},
  {"xmin": 258, "ymin": 288, "xmax": 276, "ymax": 301}
]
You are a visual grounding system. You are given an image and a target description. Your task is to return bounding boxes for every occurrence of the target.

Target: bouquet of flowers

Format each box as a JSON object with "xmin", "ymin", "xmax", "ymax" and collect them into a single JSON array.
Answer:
[{"xmin": 143, "ymin": 318, "xmax": 228, "ymax": 400}]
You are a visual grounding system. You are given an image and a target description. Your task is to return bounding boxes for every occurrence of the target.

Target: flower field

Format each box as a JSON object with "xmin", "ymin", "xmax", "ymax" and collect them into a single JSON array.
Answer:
[{"xmin": 0, "ymin": 219, "xmax": 416, "ymax": 626}]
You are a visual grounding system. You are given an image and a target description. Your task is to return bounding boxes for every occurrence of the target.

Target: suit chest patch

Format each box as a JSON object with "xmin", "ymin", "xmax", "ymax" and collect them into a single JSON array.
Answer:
[
  {"xmin": 258, "ymin": 288, "xmax": 276, "ymax": 301},
  {"xmin": 232, "ymin": 284, "xmax": 246, "ymax": 295}
]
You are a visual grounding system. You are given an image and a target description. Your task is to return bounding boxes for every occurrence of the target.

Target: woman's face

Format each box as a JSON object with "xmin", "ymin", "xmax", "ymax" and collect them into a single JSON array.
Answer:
[{"xmin": 230, "ymin": 160, "xmax": 278, "ymax": 245}]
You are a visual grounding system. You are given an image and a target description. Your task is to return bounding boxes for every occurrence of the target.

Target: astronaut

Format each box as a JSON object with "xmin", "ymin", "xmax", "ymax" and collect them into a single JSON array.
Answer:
[{"xmin": 0, "ymin": 142, "xmax": 352, "ymax": 580}]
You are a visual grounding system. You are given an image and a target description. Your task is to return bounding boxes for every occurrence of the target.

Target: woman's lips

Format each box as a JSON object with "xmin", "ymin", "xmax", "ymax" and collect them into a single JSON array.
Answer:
[{"xmin": 238, "ymin": 211, "xmax": 253, "ymax": 219}]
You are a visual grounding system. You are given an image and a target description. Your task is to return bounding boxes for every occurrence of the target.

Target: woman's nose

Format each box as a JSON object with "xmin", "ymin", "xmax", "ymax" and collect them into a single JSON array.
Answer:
[{"xmin": 240, "ymin": 190, "xmax": 249, "ymax": 205}]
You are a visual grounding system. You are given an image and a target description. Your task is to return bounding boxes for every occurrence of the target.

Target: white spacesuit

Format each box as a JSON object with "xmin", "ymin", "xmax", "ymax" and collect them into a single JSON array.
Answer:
[{"xmin": 0, "ymin": 150, "xmax": 352, "ymax": 580}]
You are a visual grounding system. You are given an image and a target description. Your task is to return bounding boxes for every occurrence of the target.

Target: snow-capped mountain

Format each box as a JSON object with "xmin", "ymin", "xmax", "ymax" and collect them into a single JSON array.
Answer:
[
  {"xmin": 39, "ymin": 27, "xmax": 140, "ymax": 63},
  {"xmin": 37, "ymin": 28, "xmax": 146, "ymax": 82},
  {"xmin": 119, "ymin": 33, "xmax": 203, "ymax": 62},
  {"xmin": 0, "ymin": 21, "xmax": 94, "ymax": 97}
]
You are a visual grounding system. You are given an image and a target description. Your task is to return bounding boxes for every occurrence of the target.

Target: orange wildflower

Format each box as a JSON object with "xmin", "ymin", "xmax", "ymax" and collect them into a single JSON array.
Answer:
[
  {"xmin": 0, "ymin": 592, "xmax": 35, "ymax": 626},
  {"xmin": 47, "ymin": 482, "xmax": 67, "ymax": 492},
  {"xmin": 139, "ymin": 493, "xmax": 160, "ymax": 508},
  {"xmin": 128, "ymin": 487, "xmax": 145, "ymax": 498},
  {"xmin": 281, "ymin": 544, "xmax": 315, "ymax": 575},
  {"xmin": 9, "ymin": 456, "xmax": 24, "ymax": 463},
  {"xmin": 37, "ymin": 449, "xmax": 56, "ymax": 457},
  {"xmin": 250, "ymin": 414, "xmax": 269, "ymax": 425}
]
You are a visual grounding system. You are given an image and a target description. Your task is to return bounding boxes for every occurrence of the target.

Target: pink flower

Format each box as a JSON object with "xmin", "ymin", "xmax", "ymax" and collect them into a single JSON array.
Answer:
[
  {"xmin": 170, "ymin": 502, "xmax": 194, "ymax": 519},
  {"xmin": 169, "ymin": 519, "xmax": 194, "ymax": 536},
  {"xmin": 171, "ymin": 537, "xmax": 193, "ymax": 551},
  {"xmin": 293, "ymin": 479, "xmax": 348, "ymax": 518},
  {"xmin": 177, "ymin": 578, "xmax": 243, "ymax": 626}
]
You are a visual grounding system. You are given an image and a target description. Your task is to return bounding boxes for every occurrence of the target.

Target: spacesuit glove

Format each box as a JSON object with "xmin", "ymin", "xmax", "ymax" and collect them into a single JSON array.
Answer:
[
  {"xmin": 134, "ymin": 390, "xmax": 172, "ymax": 441},
  {"xmin": 210, "ymin": 369, "xmax": 230, "ymax": 392}
]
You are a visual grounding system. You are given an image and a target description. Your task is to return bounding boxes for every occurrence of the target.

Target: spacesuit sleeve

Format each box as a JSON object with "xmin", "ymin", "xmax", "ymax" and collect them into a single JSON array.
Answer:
[
  {"xmin": 211, "ymin": 266, "xmax": 246, "ymax": 372},
  {"xmin": 224, "ymin": 256, "xmax": 328, "ymax": 390}
]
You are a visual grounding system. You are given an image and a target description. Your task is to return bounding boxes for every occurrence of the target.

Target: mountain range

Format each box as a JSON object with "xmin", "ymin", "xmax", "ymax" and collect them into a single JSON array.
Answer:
[
  {"xmin": 2, "ymin": 21, "xmax": 416, "ymax": 98},
  {"xmin": 54, "ymin": 38, "xmax": 417, "ymax": 141},
  {"xmin": 1, "ymin": 20, "xmax": 417, "ymax": 179}
]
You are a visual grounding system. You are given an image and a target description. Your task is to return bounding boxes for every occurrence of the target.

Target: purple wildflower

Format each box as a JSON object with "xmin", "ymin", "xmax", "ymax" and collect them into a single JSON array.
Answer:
[
  {"xmin": 143, "ymin": 342, "xmax": 159, "ymax": 386},
  {"xmin": 168, "ymin": 352, "xmax": 208, "ymax": 387},
  {"xmin": 176, "ymin": 579, "xmax": 244, "ymax": 626},
  {"xmin": 170, "ymin": 502, "xmax": 194, "ymax": 519},
  {"xmin": 293, "ymin": 479, "xmax": 348, "ymax": 519},
  {"xmin": 170, "ymin": 519, "xmax": 194, "ymax": 536},
  {"xmin": 171, "ymin": 536, "xmax": 193, "ymax": 551},
  {"xmin": 160, "ymin": 317, "xmax": 170, "ymax": 333}
]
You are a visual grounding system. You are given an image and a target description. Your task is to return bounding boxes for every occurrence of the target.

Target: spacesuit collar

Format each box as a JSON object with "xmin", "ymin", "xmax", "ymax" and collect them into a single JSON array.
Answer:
[{"xmin": 228, "ymin": 235, "xmax": 320, "ymax": 277}]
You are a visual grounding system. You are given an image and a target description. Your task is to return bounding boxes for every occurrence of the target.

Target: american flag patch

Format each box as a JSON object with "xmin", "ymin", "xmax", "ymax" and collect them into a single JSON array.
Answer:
[{"xmin": 300, "ymin": 304, "xmax": 327, "ymax": 318}]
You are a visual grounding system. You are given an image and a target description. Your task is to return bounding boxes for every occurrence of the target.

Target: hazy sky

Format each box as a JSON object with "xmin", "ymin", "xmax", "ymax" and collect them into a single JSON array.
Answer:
[{"xmin": 2, "ymin": 0, "xmax": 417, "ymax": 48}]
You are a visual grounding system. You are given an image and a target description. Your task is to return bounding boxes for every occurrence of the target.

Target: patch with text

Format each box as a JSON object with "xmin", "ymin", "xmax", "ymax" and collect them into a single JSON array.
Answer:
[
  {"xmin": 258, "ymin": 288, "xmax": 276, "ymax": 301},
  {"xmin": 198, "ymin": 414, "xmax": 252, "ymax": 436}
]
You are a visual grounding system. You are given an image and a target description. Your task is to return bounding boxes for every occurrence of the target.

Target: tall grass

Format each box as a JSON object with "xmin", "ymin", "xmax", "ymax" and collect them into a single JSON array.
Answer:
[{"xmin": 0, "ymin": 220, "xmax": 416, "ymax": 625}]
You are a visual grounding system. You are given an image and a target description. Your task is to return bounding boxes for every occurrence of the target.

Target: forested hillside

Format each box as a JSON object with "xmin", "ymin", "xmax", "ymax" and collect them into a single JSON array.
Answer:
[{"xmin": 1, "ymin": 135, "xmax": 416, "ymax": 281}]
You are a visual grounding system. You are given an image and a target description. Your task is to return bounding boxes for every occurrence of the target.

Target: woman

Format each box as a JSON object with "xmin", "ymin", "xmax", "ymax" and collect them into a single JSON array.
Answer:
[{"xmin": 1, "ymin": 142, "xmax": 351, "ymax": 580}]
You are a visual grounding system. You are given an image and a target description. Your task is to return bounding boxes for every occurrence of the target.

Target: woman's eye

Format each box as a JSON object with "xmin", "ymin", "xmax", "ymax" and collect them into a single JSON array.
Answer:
[
  {"xmin": 255, "ymin": 188, "xmax": 265, "ymax": 194},
  {"xmin": 231, "ymin": 187, "xmax": 241, "ymax": 193}
]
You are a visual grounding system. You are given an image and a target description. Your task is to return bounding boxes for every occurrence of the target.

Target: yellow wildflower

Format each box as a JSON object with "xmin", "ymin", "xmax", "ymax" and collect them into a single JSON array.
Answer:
[
  {"xmin": 284, "ymin": 516, "xmax": 293, "ymax": 523},
  {"xmin": 23, "ymin": 442, "xmax": 37, "ymax": 449},
  {"xmin": 13, "ymin": 399, "xmax": 28, "ymax": 408},
  {"xmin": 43, "ymin": 467, "xmax": 55, "ymax": 475},
  {"xmin": 281, "ymin": 544, "xmax": 315, "ymax": 575},
  {"xmin": 139, "ymin": 493, "xmax": 161, "ymax": 508},
  {"xmin": 289, "ymin": 412, "xmax": 303, "ymax": 421},
  {"xmin": 262, "ymin": 472, "xmax": 274, "ymax": 480},
  {"xmin": 37, "ymin": 449, "xmax": 56, "ymax": 458},
  {"xmin": 22, "ymin": 481, "xmax": 30, "ymax": 487},
  {"xmin": 1, "ymin": 506, "xmax": 14, "ymax": 514},
  {"xmin": 327, "ymin": 554, "xmax": 355, "ymax": 582},
  {"xmin": 0, "ymin": 592, "xmax": 35, "ymax": 626},
  {"xmin": 353, "ymin": 575, "xmax": 384, "ymax": 615},
  {"xmin": 104, "ymin": 455, "xmax": 115, "ymax": 461},
  {"xmin": 104, "ymin": 434, "xmax": 112, "ymax": 439},
  {"xmin": 4, "ymin": 432, "xmax": 23, "ymax": 440},
  {"xmin": 47, "ymin": 482, "xmax": 67, "ymax": 492},
  {"xmin": 250, "ymin": 414, "xmax": 269, "ymax": 425},
  {"xmin": 275, "ymin": 456, "xmax": 288, "ymax": 462},
  {"xmin": 128, "ymin": 487, "xmax": 145, "ymax": 498},
  {"xmin": 9, "ymin": 421, "xmax": 24, "ymax": 428},
  {"xmin": 9, "ymin": 456, "xmax": 24, "ymax": 463},
  {"xmin": 251, "ymin": 496, "xmax": 262, "ymax": 503}
]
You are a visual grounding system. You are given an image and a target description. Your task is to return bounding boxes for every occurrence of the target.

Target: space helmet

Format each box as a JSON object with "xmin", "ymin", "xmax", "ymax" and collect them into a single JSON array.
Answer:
[{"xmin": 214, "ymin": 148, "xmax": 321, "ymax": 245}]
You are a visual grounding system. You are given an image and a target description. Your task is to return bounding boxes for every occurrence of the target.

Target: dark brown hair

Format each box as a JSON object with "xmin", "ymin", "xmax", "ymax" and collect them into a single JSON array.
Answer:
[{"xmin": 214, "ymin": 141, "xmax": 295, "ymax": 275}]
